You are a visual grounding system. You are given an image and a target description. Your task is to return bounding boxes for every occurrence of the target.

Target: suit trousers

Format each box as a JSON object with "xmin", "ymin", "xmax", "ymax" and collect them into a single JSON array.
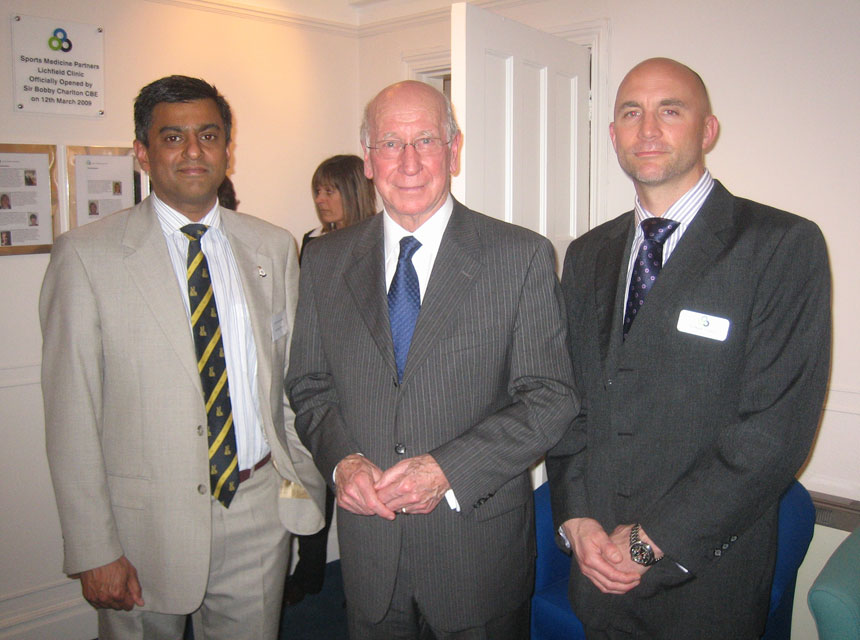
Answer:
[
  {"xmin": 99, "ymin": 461, "xmax": 289, "ymax": 640},
  {"xmin": 346, "ymin": 528, "xmax": 530, "ymax": 640},
  {"xmin": 583, "ymin": 624, "xmax": 760, "ymax": 640}
]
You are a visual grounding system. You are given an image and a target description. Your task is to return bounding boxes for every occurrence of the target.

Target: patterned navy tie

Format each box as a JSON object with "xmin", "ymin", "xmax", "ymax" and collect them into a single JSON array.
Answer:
[
  {"xmin": 181, "ymin": 224, "xmax": 240, "ymax": 507},
  {"xmin": 388, "ymin": 236, "xmax": 422, "ymax": 382},
  {"xmin": 623, "ymin": 218, "xmax": 679, "ymax": 337}
]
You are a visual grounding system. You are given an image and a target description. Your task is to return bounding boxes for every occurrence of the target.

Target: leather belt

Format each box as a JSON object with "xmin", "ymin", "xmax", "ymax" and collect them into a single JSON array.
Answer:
[{"xmin": 238, "ymin": 452, "xmax": 271, "ymax": 483}]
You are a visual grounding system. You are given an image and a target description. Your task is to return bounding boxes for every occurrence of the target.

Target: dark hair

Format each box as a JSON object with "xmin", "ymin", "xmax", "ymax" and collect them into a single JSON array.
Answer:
[
  {"xmin": 311, "ymin": 155, "xmax": 377, "ymax": 227},
  {"xmin": 217, "ymin": 176, "xmax": 239, "ymax": 210},
  {"xmin": 134, "ymin": 75, "xmax": 232, "ymax": 146}
]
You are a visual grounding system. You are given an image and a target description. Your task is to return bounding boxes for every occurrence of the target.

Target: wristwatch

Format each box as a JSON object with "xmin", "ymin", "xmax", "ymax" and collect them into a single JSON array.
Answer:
[{"xmin": 629, "ymin": 523, "xmax": 662, "ymax": 566}]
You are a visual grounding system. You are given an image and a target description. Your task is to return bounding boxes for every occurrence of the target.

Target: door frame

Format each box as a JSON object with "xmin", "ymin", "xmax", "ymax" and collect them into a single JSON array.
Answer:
[{"xmin": 401, "ymin": 18, "xmax": 610, "ymax": 230}]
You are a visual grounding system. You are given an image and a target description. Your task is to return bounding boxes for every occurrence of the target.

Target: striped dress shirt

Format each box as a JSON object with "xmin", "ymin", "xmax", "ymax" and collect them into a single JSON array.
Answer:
[
  {"xmin": 622, "ymin": 170, "xmax": 715, "ymax": 316},
  {"xmin": 153, "ymin": 194, "xmax": 269, "ymax": 471}
]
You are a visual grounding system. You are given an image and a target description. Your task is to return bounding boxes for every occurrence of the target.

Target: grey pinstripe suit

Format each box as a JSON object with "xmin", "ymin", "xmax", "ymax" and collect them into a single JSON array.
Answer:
[{"xmin": 287, "ymin": 198, "xmax": 578, "ymax": 631}]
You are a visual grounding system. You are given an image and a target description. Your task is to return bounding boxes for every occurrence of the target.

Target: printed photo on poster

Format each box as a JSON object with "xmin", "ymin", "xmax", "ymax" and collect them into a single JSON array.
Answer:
[
  {"xmin": 67, "ymin": 146, "xmax": 144, "ymax": 228},
  {"xmin": 0, "ymin": 143, "xmax": 58, "ymax": 255}
]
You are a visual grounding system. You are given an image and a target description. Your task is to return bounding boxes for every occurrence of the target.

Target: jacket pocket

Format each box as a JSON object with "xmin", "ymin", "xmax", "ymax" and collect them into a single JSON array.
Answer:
[{"xmin": 106, "ymin": 474, "xmax": 148, "ymax": 510}]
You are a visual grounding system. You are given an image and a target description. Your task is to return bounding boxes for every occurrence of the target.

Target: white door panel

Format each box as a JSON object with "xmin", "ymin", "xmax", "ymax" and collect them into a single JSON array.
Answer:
[{"xmin": 450, "ymin": 2, "xmax": 590, "ymax": 270}]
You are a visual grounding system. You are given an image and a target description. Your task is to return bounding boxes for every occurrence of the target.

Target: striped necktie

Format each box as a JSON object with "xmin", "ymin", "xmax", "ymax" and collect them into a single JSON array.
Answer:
[{"xmin": 182, "ymin": 224, "xmax": 239, "ymax": 507}]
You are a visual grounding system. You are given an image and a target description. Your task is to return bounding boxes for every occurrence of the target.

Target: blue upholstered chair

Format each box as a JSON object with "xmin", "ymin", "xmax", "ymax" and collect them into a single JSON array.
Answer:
[
  {"xmin": 762, "ymin": 480, "xmax": 816, "ymax": 639},
  {"xmin": 531, "ymin": 480, "xmax": 585, "ymax": 640},
  {"xmin": 530, "ymin": 480, "xmax": 815, "ymax": 640},
  {"xmin": 807, "ymin": 525, "xmax": 860, "ymax": 640}
]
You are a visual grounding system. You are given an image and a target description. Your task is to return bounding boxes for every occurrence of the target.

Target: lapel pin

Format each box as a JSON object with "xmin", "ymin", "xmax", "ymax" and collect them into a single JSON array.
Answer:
[{"xmin": 258, "ymin": 266, "xmax": 267, "ymax": 278}]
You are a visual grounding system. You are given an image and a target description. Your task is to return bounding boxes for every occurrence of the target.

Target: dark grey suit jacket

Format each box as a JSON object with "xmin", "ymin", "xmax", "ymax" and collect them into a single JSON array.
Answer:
[
  {"xmin": 287, "ymin": 199, "xmax": 578, "ymax": 631},
  {"xmin": 546, "ymin": 181, "xmax": 831, "ymax": 638}
]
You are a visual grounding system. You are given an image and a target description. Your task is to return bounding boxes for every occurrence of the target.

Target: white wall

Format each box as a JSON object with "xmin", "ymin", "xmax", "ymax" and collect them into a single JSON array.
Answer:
[{"xmin": 1, "ymin": 0, "xmax": 857, "ymax": 637}]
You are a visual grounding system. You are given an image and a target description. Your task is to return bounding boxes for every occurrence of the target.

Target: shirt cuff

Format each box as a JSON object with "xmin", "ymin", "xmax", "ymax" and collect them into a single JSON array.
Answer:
[{"xmin": 445, "ymin": 489, "xmax": 460, "ymax": 512}]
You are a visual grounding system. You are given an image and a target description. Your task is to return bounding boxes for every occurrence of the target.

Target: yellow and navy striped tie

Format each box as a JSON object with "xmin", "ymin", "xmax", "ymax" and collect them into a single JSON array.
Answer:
[{"xmin": 182, "ymin": 224, "xmax": 239, "ymax": 508}]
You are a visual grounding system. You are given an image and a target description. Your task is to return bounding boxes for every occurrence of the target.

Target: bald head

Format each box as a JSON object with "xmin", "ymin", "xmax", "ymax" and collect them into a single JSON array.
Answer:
[
  {"xmin": 617, "ymin": 58, "xmax": 712, "ymax": 116},
  {"xmin": 361, "ymin": 81, "xmax": 459, "ymax": 147}
]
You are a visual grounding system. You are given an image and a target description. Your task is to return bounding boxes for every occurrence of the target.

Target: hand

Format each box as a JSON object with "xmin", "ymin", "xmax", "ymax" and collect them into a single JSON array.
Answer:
[
  {"xmin": 334, "ymin": 454, "xmax": 396, "ymax": 520},
  {"xmin": 375, "ymin": 454, "xmax": 450, "ymax": 515},
  {"xmin": 562, "ymin": 518, "xmax": 641, "ymax": 594},
  {"xmin": 77, "ymin": 555, "xmax": 144, "ymax": 610},
  {"xmin": 608, "ymin": 523, "xmax": 661, "ymax": 576}
]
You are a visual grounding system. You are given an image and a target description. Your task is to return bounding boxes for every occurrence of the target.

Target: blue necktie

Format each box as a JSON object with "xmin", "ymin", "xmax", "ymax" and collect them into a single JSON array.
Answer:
[
  {"xmin": 623, "ymin": 218, "xmax": 679, "ymax": 337},
  {"xmin": 388, "ymin": 236, "xmax": 422, "ymax": 382}
]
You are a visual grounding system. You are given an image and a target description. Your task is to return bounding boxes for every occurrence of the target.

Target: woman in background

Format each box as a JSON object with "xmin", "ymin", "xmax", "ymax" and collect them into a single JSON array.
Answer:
[
  {"xmin": 298, "ymin": 154, "xmax": 376, "ymax": 264},
  {"xmin": 285, "ymin": 154, "xmax": 375, "ymax": 609}
]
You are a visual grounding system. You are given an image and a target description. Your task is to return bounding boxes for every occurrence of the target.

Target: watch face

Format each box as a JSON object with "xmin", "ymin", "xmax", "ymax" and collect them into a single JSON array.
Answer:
[{"xmin": 630, "ymin": 541, "xmax": 655, "ymax": 565}]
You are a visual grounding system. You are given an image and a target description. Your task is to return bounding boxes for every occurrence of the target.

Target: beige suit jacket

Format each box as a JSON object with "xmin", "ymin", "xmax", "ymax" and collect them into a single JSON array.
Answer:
[{"xmin": 40, "ymin": 197, "xmax": 324, "ymax": 613}]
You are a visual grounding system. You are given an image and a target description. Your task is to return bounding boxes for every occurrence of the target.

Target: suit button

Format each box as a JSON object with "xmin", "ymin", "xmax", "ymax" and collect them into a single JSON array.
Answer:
[
  {"xmin": 394, "ymin": 443, "xmax": 406, "ymax": 455},
  {"xmin": 197, "ymin": 484, "xmax": 207, "ymax": 495},
  {"xmin": 197, "ymin": 424, "xmax": 204, "ymax": 436}
]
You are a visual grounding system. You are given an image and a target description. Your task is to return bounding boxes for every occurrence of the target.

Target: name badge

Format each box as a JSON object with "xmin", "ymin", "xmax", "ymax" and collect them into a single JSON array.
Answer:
[
  {"xmin": 676, "ymin": 310, "xmax": 730, "ymax": 342},
  {"xmin": 272, "ymin": 310, "xmax": 288, "ymax": 342}
]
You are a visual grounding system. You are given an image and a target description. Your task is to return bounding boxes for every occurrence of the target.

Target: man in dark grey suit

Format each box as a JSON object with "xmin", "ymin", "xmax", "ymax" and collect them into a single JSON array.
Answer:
[
  {"xmin": 547, "ymin": 58, "xmax": 831, "ymax": 638},
  {"xmin": 287, "ymin": 80, "xmax": 578, "ymax": 638}
]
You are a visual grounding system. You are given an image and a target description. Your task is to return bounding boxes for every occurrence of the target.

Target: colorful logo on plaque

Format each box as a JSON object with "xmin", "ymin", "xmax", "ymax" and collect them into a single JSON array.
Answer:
[{"xmin": 48, "ymin": 28, "xmax": 73, "ymax": 53}]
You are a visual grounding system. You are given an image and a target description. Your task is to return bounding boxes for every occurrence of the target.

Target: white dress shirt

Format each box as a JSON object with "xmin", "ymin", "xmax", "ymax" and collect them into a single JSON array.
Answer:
[
  {"xmin": 153, "ymin": 193, "xmax": 269, "ymax": 471},
  {"xmin": 382, "ymin": 195, "xmax": 460, "ymax": 511}
]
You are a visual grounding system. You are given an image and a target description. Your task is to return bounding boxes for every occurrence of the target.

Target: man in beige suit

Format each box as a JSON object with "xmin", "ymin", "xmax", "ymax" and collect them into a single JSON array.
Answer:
[{"xmin": 40, "ymin": 75, "xmax": 324, "ymax": 640}]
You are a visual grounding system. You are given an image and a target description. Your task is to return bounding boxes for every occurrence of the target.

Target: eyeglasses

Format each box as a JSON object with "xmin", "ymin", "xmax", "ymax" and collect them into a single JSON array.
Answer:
[{"xmin": 366, "ymin": 137, "xmax": 450, "ymax": 159}]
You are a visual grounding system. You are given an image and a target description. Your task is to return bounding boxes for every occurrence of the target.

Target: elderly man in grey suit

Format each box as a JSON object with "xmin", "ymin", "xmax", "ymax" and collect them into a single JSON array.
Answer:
[
  {"xmin": 286, "ymin": 80, "xmax": 578, "ymax": 639},
  {"xmin": 40, "ymin": 75, "xmax": 325, "ymax": 640},
  {"xmin": 547, "ymin": 58, "xmax": 831, "ymax": 639}
]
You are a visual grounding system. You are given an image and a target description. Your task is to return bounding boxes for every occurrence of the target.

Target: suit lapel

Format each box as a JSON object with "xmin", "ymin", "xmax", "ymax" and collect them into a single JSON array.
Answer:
[
  {"xmin": 595, "ymin": 214, "xmax": 635, "ymax": 372},
  {"xmin": 627, "ymin": 182, "xmax": 735, "ymax": 334},
  {"xmin": 402, "ymin": 201, "xmax": 482, "ymax": 382},
  {"xmin": 122, "ymin": 198, "xmax": 201, "ymax": 392},
  {"xmin": 344, "ymin": 216, "xmax": 395, "ymax": 375}
]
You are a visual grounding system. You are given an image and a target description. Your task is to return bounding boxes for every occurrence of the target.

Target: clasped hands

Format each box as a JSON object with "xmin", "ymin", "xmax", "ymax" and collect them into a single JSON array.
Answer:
[
  {"xmin": 335, "ymin": 453, "xmax": 450, "ymax": 520},
  {"xmin": 562, "ymin": 518, "xmax": 661, "ymax": 595}
]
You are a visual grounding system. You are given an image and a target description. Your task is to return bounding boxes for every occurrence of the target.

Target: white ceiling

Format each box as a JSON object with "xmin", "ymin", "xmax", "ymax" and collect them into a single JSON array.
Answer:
[{"xmin": 212, "ymin": 0, "xmax": 460, "ymax": 25}]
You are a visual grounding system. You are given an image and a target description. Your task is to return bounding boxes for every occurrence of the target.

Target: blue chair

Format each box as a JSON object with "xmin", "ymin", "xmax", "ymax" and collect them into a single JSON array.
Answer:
[
  {"xmin": 807, "ymin": 525, "xmax": 860, "ymax": 640},
  {"xmin": 530, "ymin": 480, "xmax": 814, "ymax": 640},
  {"xmin": 531, "ymin": 481, "xmax": 584, "ymax": 640},
  {"xmin": 762, "ymin": 480, "xmax": 816, "ymax": 639}
]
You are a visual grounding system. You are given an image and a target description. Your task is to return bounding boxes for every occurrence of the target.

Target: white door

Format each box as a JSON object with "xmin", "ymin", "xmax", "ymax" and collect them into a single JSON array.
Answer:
[{"xmin": 450, "ymin": 2, "xmax": 591, "ymax": 268}]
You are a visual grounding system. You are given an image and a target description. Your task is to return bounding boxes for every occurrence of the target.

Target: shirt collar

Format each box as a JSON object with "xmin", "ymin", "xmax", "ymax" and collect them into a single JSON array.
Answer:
[
  {"xmin": 634, "ymin": 169, "xmax": 714, "ymax": 226},
  {"xmin": 383, "ymin": 194, "xmax": 454, "ymax": 262},
  {"xmin": 152, "ymin": 192, "xmax": 222, "ymax": 235}
]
